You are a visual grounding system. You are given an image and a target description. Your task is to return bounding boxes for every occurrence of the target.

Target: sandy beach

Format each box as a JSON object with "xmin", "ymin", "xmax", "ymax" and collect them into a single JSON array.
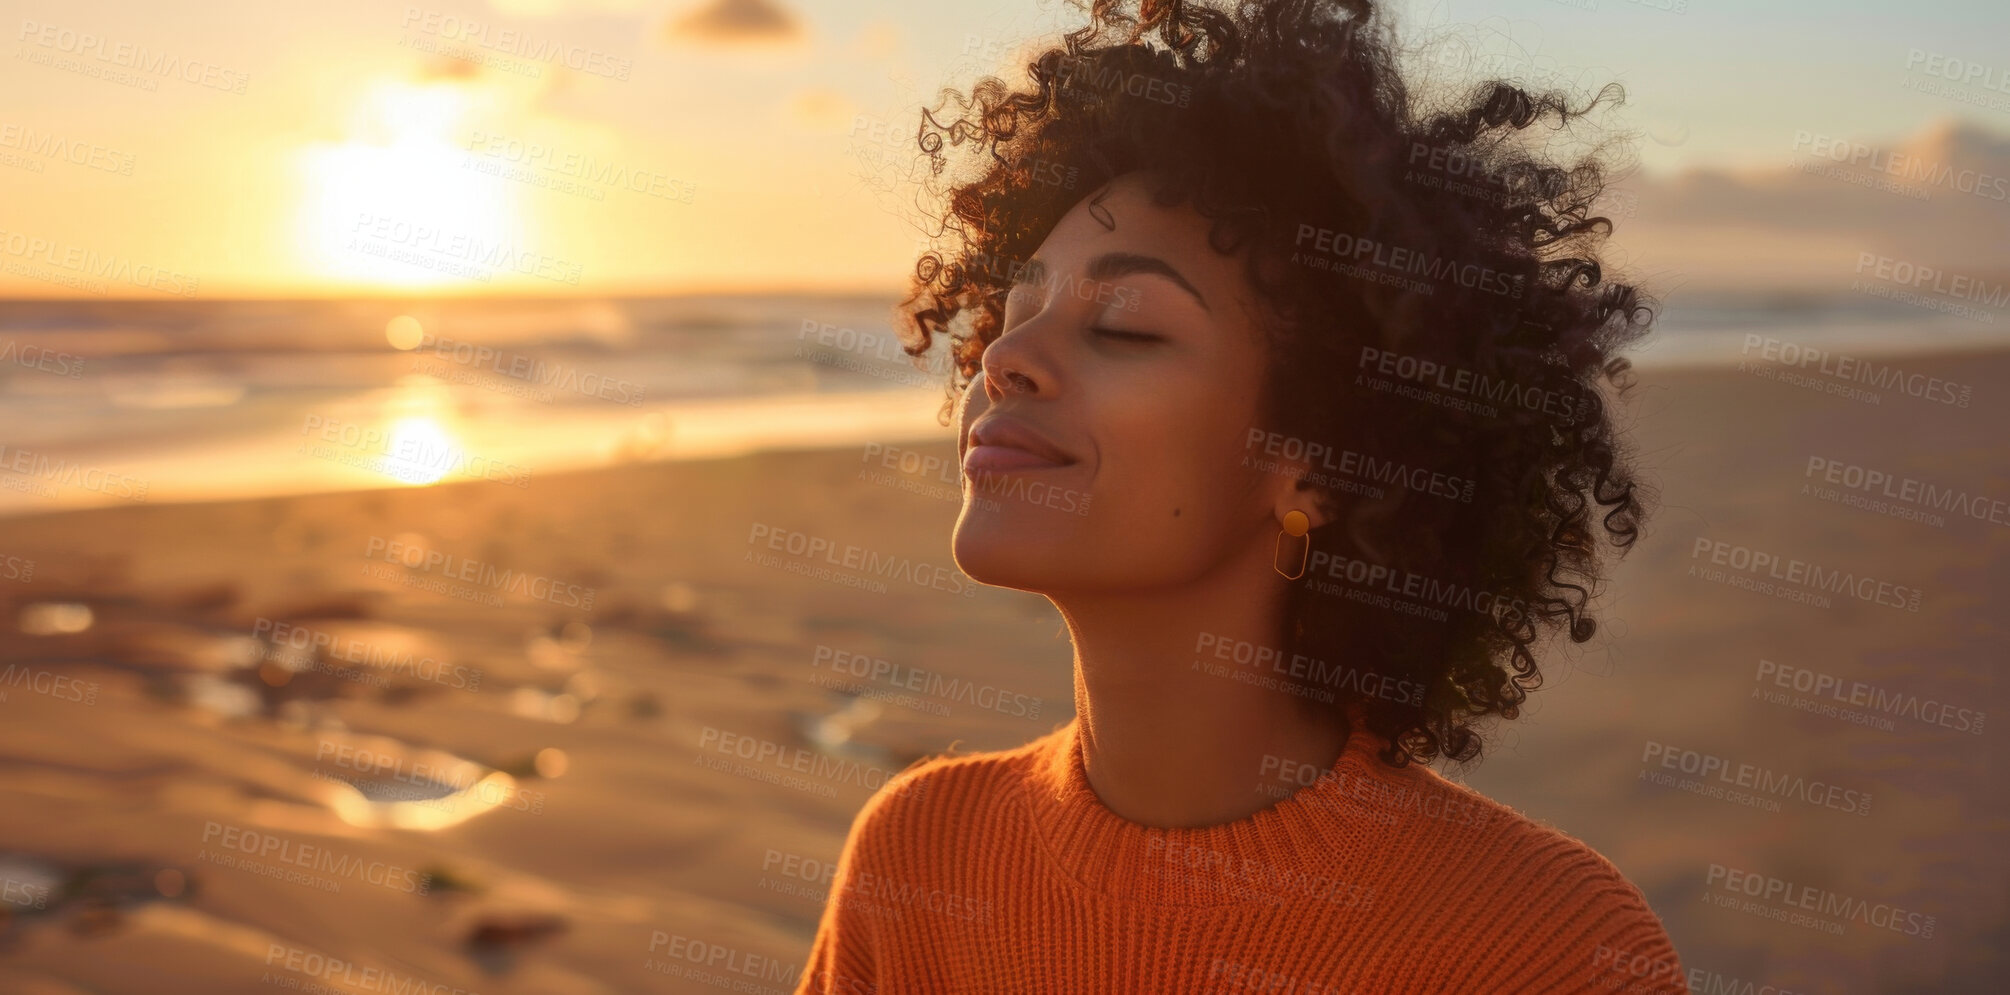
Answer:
[{"xmin": 0, "ymin": 345, "xmax": 2004, "ymax": 993}]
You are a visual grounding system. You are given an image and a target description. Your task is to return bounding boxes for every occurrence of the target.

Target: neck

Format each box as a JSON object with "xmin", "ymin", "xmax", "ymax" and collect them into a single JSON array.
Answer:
[{"xmin": 1051, "ymin": 540, "xmax": 1355, "ymax": 829}]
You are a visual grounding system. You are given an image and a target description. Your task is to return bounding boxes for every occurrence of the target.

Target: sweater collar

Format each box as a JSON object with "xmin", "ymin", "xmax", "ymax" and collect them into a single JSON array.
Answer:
[{"xmin": 1014, "ymin": 715, "xmax": 1400, "ymax": 909}]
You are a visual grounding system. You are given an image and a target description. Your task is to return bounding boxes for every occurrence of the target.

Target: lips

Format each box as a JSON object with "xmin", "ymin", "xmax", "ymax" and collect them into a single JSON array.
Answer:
[{"xmin": 963, "ymin": 415, "xmax": 1076, "ymax": 475}]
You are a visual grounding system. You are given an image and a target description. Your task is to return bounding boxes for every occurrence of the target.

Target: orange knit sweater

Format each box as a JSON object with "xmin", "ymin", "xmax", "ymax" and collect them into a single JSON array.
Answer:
[{"xmin": 795, "ymin": 719, "xmax": 1684, "ymax": 994}]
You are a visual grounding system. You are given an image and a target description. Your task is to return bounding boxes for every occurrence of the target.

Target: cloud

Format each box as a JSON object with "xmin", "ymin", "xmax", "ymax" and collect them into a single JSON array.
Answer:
[
  {"xmin": 1616, "ymin": 118, "xmax": 2010, "ymax": 291},
  {"xmin": 664, "ymin": 0, "xmax": 803, "ymax": 45}
]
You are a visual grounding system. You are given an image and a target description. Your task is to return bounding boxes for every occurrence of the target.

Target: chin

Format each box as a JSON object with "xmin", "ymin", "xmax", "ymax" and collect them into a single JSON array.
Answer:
[{"xmin": 950, "ymin": 503, "xmax": 1074, "ymax": 591}]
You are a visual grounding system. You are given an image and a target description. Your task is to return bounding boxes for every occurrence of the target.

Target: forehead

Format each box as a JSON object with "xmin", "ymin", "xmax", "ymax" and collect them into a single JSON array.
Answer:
[
  {"xmin": 1042, "ymin": 173, "xmax": 1214, "ymax": 255},
  {"xmin": 1032, "ymin": 173, "xmax": 1262, "ymax": 325}
]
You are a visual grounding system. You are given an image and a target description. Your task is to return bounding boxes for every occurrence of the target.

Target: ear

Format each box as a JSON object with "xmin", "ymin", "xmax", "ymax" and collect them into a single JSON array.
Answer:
[
  {"xmin": 1269, "ymin": 479, "xmax": 1333, "ymax": 534},
  {"xmin": 1245, "ymin": 435, "xmax": 1331, "ymax": 532},
  {"xmin": 1266, "ymin": 472, "xmax": 1396, "ymax": 566}
]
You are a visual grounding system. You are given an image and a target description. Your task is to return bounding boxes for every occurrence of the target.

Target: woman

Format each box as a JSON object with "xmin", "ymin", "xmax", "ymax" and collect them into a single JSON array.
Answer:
[{"xmin": 799, "ymin": 0, "xmax": 1682, "ymax": 991}]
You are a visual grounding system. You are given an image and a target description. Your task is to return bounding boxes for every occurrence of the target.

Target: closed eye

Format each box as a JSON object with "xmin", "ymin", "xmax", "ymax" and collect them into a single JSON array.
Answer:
[{"xmin": 1090, "ymin": 326, "xmax": 1163, "ymax": 343}]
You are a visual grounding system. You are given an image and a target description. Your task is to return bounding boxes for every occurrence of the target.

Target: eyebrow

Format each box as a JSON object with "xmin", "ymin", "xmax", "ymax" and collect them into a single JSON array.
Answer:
[{"xmin": 1012, "ymin": 252, "xmax": 1211, "ymax": 312}]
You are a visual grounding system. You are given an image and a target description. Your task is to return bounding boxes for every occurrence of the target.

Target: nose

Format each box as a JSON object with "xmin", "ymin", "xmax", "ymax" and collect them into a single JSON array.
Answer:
[
  {"xmin": 977, "ymin": 313, "xmax": 1055, "ymax": 401},
  {"xmin": 984, "ymin": 365, "xmax": 1037, "ymax": 401}
]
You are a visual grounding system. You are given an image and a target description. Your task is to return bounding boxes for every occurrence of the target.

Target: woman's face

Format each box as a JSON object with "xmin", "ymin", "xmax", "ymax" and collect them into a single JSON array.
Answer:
[{"xmin": 952, "ymin": 171, "xmax": 1310, "ymax": 594}]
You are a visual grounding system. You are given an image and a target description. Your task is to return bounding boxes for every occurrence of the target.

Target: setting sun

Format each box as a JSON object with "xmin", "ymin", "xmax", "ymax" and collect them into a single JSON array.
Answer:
[
  {"xmin": 296, "ymin": 79, "xmax": 519, "ymax": 290},
  {"xmin": 382, "ymin": 415, "xmax": 459, "ymax": 485}
]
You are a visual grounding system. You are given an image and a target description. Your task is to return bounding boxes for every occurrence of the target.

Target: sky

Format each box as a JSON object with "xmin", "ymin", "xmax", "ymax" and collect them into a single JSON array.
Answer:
[{"xmin": 1, "ymin": 0, "xmax": 2006, "ymax": 297}]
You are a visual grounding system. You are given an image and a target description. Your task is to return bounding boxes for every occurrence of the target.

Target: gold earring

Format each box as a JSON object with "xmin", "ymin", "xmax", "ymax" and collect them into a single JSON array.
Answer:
[{"xmin": 1274, "ymin": 509, "xmax": 1309, "ymax": 580}]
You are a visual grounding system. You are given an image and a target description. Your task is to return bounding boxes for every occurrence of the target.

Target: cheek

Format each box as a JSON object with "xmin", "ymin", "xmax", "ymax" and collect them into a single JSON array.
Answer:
[
  {"xmin": 1092, "ymin": 405, "xmax": 1237, "ymax": 519},
  {"xmin": 954, "ymin": 378, "xmax": 984, "ymax": 439}
]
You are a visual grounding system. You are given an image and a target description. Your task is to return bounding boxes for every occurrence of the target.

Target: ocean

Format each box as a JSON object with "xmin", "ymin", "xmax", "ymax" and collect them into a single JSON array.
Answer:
[{"xmin": 0, "ymin": 289, "xmax": 1997, "ymax": 517}]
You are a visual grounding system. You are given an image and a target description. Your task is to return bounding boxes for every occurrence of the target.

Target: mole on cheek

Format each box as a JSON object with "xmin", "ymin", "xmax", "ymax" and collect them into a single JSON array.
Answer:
[{"xmin": 1172, "ymin": 508, "xmax": 1181, "ymax": 517}]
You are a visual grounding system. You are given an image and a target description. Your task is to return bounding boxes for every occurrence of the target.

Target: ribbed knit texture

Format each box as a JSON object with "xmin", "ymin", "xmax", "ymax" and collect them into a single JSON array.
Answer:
[{"xmin": 796, "ymin": 719, "xmax": 1684, "ymax": 994}]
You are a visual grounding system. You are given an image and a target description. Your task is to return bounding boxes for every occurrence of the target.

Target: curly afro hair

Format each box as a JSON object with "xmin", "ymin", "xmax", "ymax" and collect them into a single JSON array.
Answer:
[{"xmin": 895, "ymin": 0, "xmax": 1658, "ymax": 770}]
